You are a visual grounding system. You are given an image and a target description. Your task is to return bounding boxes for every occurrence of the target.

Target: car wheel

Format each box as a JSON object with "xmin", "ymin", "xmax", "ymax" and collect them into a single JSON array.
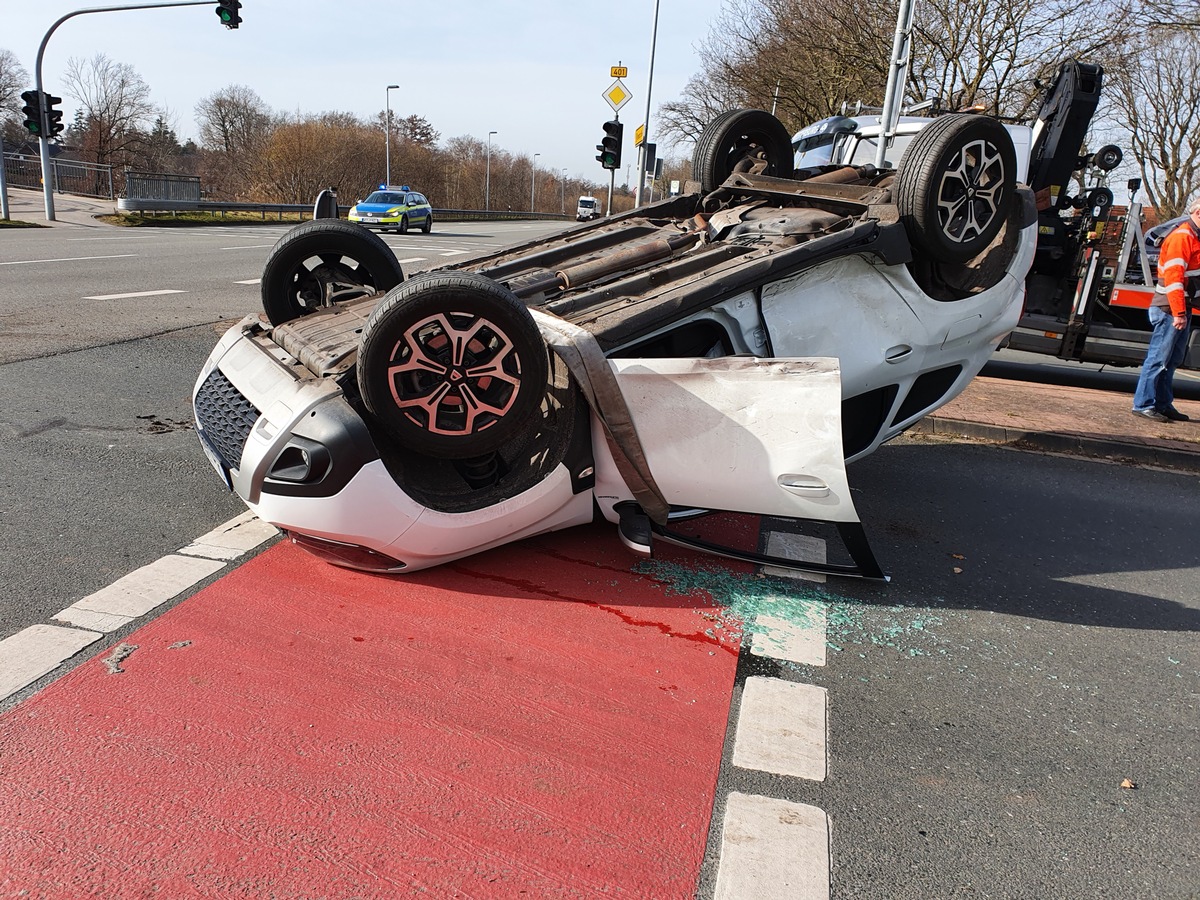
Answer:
[
  {"xmin": 894, "ymin": 114, "xmax": 1016, "ymax": 264},
  {"xmin": 357, "ymin": 273, "xmax": 550, "ymax": 459},
  {"xmin": 398, "ymin": 215, "xmax": 409, "ymax": 234},
  {"xmin": 422, "ymin": 214, "xmax": 432, "ymax": 234},
  {"xmin": 692, "ymin": 108, "xmax": 795, "ymax": 193},
  {"xmin": 260, "ymin": 219, "xmax": 405, "ymax": 326}
]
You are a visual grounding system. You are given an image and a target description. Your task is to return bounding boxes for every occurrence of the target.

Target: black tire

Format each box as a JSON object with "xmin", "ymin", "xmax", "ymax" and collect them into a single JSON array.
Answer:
[
  {"xmin": 422, "ymin": 214, "xmax": 433, "ymax": 234},
  {"xmin": 894, "ymin": 114, "xmax": 1017, "ymax": 264},
  {"xmin": 1093, "ymin": 144, "xmax": 1123, "ymax": 172},
  {"xmin": 398, "ymin": 215, "xmax": 409, "ymax": 234},
  {"xmin": 692, "ymin": 108, "xmax": 795, "ymax": 193},
  {"xmin": 260, "ymin": 220, "xmax": 404, "ymax": 326},
  {"xmin": 357, "ymin": 273, "xmax": 549, "ymax": 459},
  {"xmin": 1088, "ymin": 186, "xmax": 1114, "ymax": 212}
]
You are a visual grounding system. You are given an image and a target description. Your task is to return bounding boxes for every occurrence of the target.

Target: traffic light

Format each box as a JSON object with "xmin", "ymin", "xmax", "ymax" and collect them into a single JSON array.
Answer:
[
  {"xmin": 215, "ymin": 0, "xmax": 242, "ymax": 29},
  {"xmin": 21, "ymin": 90, "xmax": 41, "ymax": 136},
  {"xmin": 596, "ymin": 120, "xmax": 622, "ymax": 170},
  {"xmin": 43, "ymin": 94, "xmax": 64, "ymax": 138}
]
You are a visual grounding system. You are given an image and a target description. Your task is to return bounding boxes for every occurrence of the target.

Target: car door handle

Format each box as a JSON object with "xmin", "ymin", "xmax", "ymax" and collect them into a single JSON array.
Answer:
[
  {"xmin": 777, "ymin": 474, "xmax": 831, "ymax": 498},
  {"xmin": 885, "ymin": 344, "xmax": 913, "ymax": 363}
]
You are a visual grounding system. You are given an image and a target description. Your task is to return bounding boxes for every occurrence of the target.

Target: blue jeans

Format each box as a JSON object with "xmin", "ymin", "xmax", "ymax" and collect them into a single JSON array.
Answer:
[{"xmin": 1133, "ymin": 305, "xmax": 1191, "ymax": 412}]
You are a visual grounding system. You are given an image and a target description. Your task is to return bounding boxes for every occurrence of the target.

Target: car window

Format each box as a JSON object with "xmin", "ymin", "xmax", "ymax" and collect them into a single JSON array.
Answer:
[{"xmin": 846, "ymin": 133, "xmax": 915, "ymax": 168}]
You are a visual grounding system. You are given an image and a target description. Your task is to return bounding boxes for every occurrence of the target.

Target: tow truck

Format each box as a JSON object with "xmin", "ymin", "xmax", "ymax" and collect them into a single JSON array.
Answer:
[{"xmin": 792, "ymin": 60, "xmax": 1200, "ymax": 371}]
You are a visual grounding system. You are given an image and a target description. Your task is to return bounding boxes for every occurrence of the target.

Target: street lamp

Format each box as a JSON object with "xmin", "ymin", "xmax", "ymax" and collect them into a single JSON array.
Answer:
[
  {"xmin": 530, "ymin": 153, "xmax": 540, "ymax": 212},
  {"xmin": 634, "ymin": 0, "xmax": 662, "ymax": 207},
  {"xmin": 560, "ymin": 168, "xmax": 567, "ymax": 216},
  {"xmin": 485, "ymin": 130, "xmax": 497, "ymax": 211},
  {"xmin": 385, "ymin": 84, "xmax": 399, "ymax": 187}
]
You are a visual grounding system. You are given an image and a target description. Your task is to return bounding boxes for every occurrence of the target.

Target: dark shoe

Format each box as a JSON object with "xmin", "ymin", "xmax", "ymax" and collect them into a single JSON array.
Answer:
[
  {"xmin": 1132, "ymin": 408, "xmax": 1169, "ymax": 422},
  {"xmin": 1163, "ymin": 407, "xmax": 1191, "ymax": 422}
]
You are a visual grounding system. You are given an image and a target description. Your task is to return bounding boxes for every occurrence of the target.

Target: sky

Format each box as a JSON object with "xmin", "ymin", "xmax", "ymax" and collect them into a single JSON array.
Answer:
[{"xmin": 5, "ymin": 0, "xmax": 729, "ymax": 182}]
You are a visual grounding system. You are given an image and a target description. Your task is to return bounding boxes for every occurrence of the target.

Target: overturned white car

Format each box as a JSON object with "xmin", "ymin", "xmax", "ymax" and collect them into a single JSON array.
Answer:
[{"xmin": 193, "ymin": 109, "xmax": 1034, "ymax": 580}]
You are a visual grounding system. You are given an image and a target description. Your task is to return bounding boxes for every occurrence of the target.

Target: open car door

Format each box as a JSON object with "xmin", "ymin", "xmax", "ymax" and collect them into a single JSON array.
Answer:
[{"xmin": 607, "ymin": 356, "xmax": 886, "ymax": 580}]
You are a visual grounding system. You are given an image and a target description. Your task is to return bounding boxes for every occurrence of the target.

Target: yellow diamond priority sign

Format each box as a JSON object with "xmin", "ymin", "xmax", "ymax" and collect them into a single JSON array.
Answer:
[{"xmin": 603, "ymin": 80, "xmax": 631, "ymax": 113}]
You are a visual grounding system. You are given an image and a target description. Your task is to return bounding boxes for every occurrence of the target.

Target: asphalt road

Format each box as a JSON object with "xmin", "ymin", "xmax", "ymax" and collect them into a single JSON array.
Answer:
[
  {"xmin": 1, "ymin": 217, "xmax": 1196, "ymax": 897},
  {"xmin": 698, "ymin": 440, "xmax": 1199, "ymax": 898}
]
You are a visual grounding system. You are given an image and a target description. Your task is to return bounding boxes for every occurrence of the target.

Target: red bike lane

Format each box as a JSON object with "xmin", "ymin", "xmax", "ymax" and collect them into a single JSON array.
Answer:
[{"xmin": 0, "ymin": 521, "xmax": 752, "ymax": 898}]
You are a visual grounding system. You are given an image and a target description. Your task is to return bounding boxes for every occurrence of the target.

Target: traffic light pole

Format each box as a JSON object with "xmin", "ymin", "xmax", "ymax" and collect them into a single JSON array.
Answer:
[
  {"xmin": 1, "ymin": 135, "xmax": 10, "ymax": 221},
  {"xmin": 32, "ymin": 1, "xmax": 214, "ymax": 221}
]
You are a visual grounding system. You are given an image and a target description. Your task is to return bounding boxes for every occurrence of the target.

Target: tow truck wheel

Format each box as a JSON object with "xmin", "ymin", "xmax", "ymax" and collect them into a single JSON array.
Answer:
[
  {"xmin": 693, "ymin": 108, "xmax": 795, "ymax": 193},
  {"xmin": 357, "ymin": 273, "xmax": 550, "ymax": 459},
  {"xmin": 895, "ymin": 114, "xmax": 1016, "ymax": 264},
  {"xmin": 1094, "ymin": 144, "xmax": 1123, "ymax": 172},
  {"xmin": 260, "ymin": 220, "xmax": 404, "ymax": 326}
]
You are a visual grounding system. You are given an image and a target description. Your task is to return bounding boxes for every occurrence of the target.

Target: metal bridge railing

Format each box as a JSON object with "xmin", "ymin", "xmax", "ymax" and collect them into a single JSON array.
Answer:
[{"xmin": 2, "ymin": 152, "xmax": 114, "ymax": 200}]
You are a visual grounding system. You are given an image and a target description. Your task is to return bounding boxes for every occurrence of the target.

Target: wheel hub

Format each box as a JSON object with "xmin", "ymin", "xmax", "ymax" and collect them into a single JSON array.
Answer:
[{"xmin": 385, "ymin": 312, "xmax": 523, "ymax": 436}]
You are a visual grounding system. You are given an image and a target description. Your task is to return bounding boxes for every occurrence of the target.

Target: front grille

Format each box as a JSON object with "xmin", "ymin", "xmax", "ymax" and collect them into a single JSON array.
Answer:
[{"xmin": 194, "ymin": 369, "xmax": 260, "ymax": 471}]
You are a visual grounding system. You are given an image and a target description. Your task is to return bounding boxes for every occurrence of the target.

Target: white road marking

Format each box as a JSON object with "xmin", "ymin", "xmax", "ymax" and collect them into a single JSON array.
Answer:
[
  {"xmin": 439, "ymin": 249, "xmax": 470, "ymax": 255},
  {"xmin": 82, "ymin": 289, "xmax": 187, "ymax": 301},
  {"xmin": 234, "ymin": 278, "xmax": 261, "ymax": 285},
  {"xmin": 177, "ymin": 511, "xmax": 279, "ymax": 561},
  {"xmin": 763, "ymin": 532, "xmax": 827, "ymax": 583},
  {"xmin": 732, "ymin": 677, "xmax": 828, "ymax": 781},
  {"xmin": 55, "ymin": 555, "xmax": 226, "ymax": 631},
  {"xmin": 0, "ymin": 254, "xmax": 137, "ymax": 267},
  {"xmin": 221, "ymin": 244, "xmax": 274, "ymax": 251},
  {"xmin": 752, "ymin": 532, "xmax": 828, "ymax": 665},
  {"xmin": 394, "ymin": 257, "xmax": 427, "ymax": 265},
  {"xmin": 751, "ymin": 607, "xmax": 827, "ymax": 667},
  {"xmin": 0, "ymin": 625, "xmax": 102, "ymax": 699},
  {"xmin": 715, "ymin": 793, "xmax": 830, "ymax": 900}
]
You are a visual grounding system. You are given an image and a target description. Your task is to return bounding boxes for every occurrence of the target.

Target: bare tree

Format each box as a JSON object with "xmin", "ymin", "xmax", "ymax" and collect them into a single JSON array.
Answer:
[
  {"xmin": 1122, "ymin": 0, "xmax": 1200, "ymax": 30},
  {"xmin": 660, "ymin": 0, "xmax": 1128, "ymax": 160},
  {"xmin": 62, "ymin": 54, "xmax": 154, "ymax": 172},
  {"xmin": 0, "ymin": 48, "xmax": 30, "ymax": 142},
  {"xmin": 659, "ymin": 0, "xmax": 893, "ymax": 146},
  {"xmin": 1109, "ymin": 28, "xmax": 1200, "ymax": 217},
  {"xmin": 255, "ymin": 115, "xmax": 381, "ymax": 204},
  {"xmin": 910, "ymin": 0, "xmax": 1123, "ymax": 120},
  {"xmin": 195, "ymin": 84, "xmax": 271, "ymax": 155}
]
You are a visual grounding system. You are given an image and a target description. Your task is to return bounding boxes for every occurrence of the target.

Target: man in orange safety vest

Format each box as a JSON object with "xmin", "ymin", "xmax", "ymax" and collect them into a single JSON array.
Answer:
[{"xmin": 1132, "ymin": 197, "xmax": 1200, "ymax": 422}]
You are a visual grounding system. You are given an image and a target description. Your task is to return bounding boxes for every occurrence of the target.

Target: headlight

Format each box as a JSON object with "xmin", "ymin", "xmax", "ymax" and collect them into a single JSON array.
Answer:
[
  {"xmin": 387, "ymin": 207, "xmax": 404, "ymax": 217},
  {"xmin": 348, "ymin": 206, "xmax": 359, "ymax": 216}
]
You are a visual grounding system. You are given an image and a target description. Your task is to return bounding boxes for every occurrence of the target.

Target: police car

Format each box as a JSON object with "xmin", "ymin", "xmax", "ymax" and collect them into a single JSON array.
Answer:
[{"xmin": 347, "ymin": 187, "xmax": 433, "ymax": 233}]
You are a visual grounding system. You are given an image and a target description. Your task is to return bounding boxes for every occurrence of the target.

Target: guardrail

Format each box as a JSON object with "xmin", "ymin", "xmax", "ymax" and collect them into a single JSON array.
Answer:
[{"xmin": 115, "ymin": 197, "xmax": 569, "ymax": 223}]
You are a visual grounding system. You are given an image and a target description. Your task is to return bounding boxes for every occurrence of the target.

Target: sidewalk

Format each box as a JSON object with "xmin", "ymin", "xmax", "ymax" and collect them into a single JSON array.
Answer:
[
  {"xmin": 4, "ymin": 185, "xmax": 116, "ymax": 227},
  {"xmin": 917, "ymin": 371, "xmax": 1200, "ymax": 473}
]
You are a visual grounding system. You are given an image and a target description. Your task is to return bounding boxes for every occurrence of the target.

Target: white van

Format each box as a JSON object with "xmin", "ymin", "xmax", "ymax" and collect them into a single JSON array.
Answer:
[{"xmin": 576, "ymin": 196, "xmax": 600, "ymax": 221}]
